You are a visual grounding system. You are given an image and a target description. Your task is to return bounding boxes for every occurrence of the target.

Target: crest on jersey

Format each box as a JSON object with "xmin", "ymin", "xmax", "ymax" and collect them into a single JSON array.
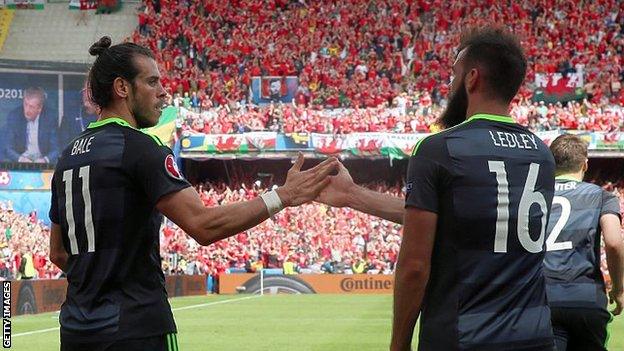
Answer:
[{"xmin": 164, "ymin": 154, "xmax": 184, "ymax": 181}]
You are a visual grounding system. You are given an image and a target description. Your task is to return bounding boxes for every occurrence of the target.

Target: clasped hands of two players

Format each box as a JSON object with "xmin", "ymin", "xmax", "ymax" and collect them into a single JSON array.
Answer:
[{"xmin": 274, "ymin": 154, "xmax": 355, "ymax": 209}]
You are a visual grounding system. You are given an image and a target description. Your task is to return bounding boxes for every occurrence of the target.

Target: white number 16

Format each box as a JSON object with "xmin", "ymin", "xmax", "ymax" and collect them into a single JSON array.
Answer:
[{"xmin": 489, "ymin": 161, "xmax": 549, "ymax": 253}]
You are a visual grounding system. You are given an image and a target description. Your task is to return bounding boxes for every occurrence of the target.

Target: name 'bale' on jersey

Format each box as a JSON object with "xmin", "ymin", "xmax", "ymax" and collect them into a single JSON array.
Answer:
[
  {"xmin": 49, "ymin": 118, "xmax": 190, "ymax": 343},
  {"xmin": 405, "ymin": 114, "xmax": 555, "ymax": 351},
  {"xmin": 544, "ymin": 179, "xmax": 621, "ymax": 310}
]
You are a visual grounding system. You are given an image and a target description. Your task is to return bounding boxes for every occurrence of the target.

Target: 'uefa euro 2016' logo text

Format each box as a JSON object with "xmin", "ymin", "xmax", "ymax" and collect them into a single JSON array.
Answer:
[{"xmin": 340, "ymin": 277, "xmax": 392, "ymax": 292}]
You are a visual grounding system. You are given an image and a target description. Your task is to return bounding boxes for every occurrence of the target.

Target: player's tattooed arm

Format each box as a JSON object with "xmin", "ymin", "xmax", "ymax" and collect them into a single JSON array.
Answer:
[
  {"xmin": 316, "ymin": 162, "xmax": 405, "ymax": 224},
  {"xmin": 49, "ymin": 223, "xmax": 68, "ymax": 272},
  {"xmin": 157, "ymin": 155, "xmax": 338, "ymax": 246}
]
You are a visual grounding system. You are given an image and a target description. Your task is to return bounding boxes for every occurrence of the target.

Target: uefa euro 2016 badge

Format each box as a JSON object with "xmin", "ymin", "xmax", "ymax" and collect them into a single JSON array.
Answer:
[{"xmin": 164, "ymin": 154, "xmax": 184, "ymax": 181}]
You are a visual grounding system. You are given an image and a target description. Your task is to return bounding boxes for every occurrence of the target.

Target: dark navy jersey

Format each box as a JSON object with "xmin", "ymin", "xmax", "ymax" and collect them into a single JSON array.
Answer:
[
  {"xmin": 544, "ymin": 179, "xmax": 621, "ymax": 310},
  {"xmin": 49, "ymin": 118, "xmax": 190, "ymax": 342},
  {"xmin": 405, "ymin": 114, "xmax": 556, "ymax": 351}
]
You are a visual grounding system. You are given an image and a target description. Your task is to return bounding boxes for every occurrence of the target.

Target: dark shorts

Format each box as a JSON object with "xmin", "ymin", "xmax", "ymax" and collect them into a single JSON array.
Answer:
[
  {"xmin": 551, "ymin": 307, "xmax": 612, "ymax": 351},
  {"xmin": 61, "ymin": 333, "xmax": 179, "ymax": 351}
]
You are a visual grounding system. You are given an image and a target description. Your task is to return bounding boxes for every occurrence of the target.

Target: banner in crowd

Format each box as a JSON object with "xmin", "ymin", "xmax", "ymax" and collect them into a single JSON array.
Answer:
[
  {"xmin": 250, "ymin": 76, "xmax": 299, "ymax": 105},
  {"xmin": 180, "ymin": 130, "xmax": 624, "ymax": 158},
  {"xmin": 533, "ymin": 72, "xmax": 585, "ymax": 103},
  {"xmin": 68, "ymin": 0, "xmax": 98, "ymax": 10},
  {"xmin": 5, "ymin": 0, "xmax": 44, "ymax": 9},
  {"xmin": 591, "ymin": 131, "xmax": 624, "ymax": 150},
  {"xmin": 180, "ymin": 132, "xmax": 279, "ymax": 154},
  {"xmin": 220, "ymin": 273, "xmax": 394, "ymax": 294},
  {"xmin": 276, "ymin": 133, "xmax": 312, "ymax": 150}
]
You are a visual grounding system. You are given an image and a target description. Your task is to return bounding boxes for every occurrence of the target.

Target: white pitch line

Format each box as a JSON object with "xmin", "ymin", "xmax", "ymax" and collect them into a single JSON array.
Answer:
[
  {"xmin": 13, "ymin": 327, "xmax": 59, "ymax": 337},
  {"xmin": 172, "ymin": 294, "xmax": 260, "ymax": 312},
  {"xmin": 13, "ymin": 295, "xmax": 261, "ymax": 338}
]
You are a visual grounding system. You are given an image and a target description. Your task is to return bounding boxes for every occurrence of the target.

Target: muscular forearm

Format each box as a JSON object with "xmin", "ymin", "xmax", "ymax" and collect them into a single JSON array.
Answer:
[
  {"xmin": 196, "ymin": 196, "xmax": 270, "ymax": 245},
  {"xmin": 348, "ymin": 185, "xmax": 405, "ymax": 224},
  {"xmin": 391, "ymin": 265, "xmax": 429, "ymax": 351}
]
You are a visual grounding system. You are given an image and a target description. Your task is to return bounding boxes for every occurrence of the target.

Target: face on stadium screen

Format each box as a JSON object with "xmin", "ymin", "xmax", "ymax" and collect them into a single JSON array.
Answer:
[{"xmin": 128, "ymin": 55, "xmax": 167, "ymax": 128}]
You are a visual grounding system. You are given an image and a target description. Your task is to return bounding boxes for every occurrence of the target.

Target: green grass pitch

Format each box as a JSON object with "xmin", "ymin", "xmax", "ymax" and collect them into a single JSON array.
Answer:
[{"xmin": 10, "ymin": 294, "xmax": 624, "ymax": 350}]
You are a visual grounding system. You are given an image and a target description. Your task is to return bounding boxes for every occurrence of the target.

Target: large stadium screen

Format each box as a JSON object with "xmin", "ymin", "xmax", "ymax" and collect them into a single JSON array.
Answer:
[{"xmin": 0, "ymin": 69, "xmax": 97, "ymax": 164}]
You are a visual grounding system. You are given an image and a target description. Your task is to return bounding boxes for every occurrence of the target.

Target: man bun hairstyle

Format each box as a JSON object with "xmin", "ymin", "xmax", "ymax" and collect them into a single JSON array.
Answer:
[
  {"xmin": 86, "ymin": 36, "xmax": 155, "ymax": 110},
  {"xmin": 458, "ymin": 26, "xmax": 527, "ymax": 104},
  {"xmin": 88, "ymin": 36, "xmax": 112, "ymax": 56}
]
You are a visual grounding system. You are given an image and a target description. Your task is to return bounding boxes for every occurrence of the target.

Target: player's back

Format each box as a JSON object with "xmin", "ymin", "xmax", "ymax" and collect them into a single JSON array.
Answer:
[
  {"xmin": 50, "ymin": 118, "xmax": 180, "ymax": 342},
  {"xmin": 544, "ymin": 179, "xmax": 616, "ymax": 310},
  {"xmin": 408, "ymin": 114, "xmax": 555, "ymax": 350}
]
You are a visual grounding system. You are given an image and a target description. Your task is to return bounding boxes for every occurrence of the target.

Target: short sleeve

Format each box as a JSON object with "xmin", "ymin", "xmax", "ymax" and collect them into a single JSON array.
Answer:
[
  {"xmin": 601, "ymin": 189, "xmax": 621, "ymax": 220},
  {"xmin": 405, "ymin": 156, "xmax": 444, "ymax": 212},
  {"xmin": 49, "ymin": 173, "xmax": 60, "ymax": 224},
  {"xmin": 133, "ymin": 142, "xmax": 191, "ymax": 206}
]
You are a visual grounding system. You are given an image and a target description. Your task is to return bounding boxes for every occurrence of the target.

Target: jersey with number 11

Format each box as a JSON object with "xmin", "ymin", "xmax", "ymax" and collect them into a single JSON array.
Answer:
[
  {"xmin": 49, "ymin": 118, "xmax": 190, "ymax": 343},
  {"xmin": 405, "ymin": 114, "xmax": 556, "ymax": 351}
]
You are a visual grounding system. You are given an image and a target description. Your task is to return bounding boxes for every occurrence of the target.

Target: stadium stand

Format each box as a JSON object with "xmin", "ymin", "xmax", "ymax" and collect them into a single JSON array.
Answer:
[
  {"xmin": 0, "ymin": 2, "xmax": 136, "ymax": 62},
  {"xmin": 133, "ymin": 0, "xmax": 624, "ymax": 111}
]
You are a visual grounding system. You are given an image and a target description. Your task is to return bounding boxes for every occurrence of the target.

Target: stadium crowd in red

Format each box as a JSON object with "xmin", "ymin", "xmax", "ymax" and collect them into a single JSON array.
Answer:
[
  {"xmin": 1, "ymin": 175, "xmax": 623, "ymax": 280},
  {"xmin": 160, "ymin": 182, "xmax": 402, "ymax": 277},
  {"xmin": 132, "ymin": 0, "xmax": 624, "ymax": 120},
  {"xmin": 177, "ymin": 94, "xmax": 624, "ymax": 135},
  {"xmin": 0, "ymin": 201, "xmax": 61, "ymax": 280}
]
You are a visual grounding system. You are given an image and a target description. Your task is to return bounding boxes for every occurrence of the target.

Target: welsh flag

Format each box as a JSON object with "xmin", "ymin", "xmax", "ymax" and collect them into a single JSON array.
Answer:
[
  {"xmin": 533, "ymin": 72, "xmax": 585, "ymax": 103},
  {"xmin": 204, "ymin": 135, "xmax": 249, "ymax": 154},
  {"xmin": 310, "ymin": 134, "xmax": 347, "ymax": 154},
  {"xmin": 346, "ymin": 133, "xmax": 384, "ymax": 156},
  {"xmin": 381, "ymin": 134, "xmax": 426, "ymax": 159},
  {"xmin": 245, "ymin": 132, "xmax": 277, "ymax": 151}
]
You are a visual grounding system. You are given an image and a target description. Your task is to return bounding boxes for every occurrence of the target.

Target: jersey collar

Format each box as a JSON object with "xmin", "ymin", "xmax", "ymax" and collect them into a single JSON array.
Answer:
[
  {"xmin": 555, "ymin": 175, "xmax": 581, "ymax": 182},
  {"xmin": 467, "ymin": 113, "xmax": 515, "ymax": 124},
  {"xmin": 88, "ymin": 117, "xmax": 135, "ymax": 129}
]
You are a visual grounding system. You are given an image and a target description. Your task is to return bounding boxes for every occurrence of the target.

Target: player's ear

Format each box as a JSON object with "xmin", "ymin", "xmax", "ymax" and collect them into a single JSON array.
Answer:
[
  {"xmin": 112, "ymin": 77, "xmax": 130, "ymax": 99},
  {"xmin": 464, "ymin": 68, "xmax": 479, "ymax": 93},
  {"xmin": 582, "ymin": 159, "xmax": 588, "ymax": 173}
]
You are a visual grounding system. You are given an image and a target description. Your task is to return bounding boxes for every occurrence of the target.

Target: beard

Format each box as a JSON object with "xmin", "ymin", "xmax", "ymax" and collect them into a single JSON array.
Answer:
[
  {"xmin": 438, "ymin": 78, "xmax": 469, "ymax": 129},
  {"xmin": 131, "ymin": 97, "xmax": 159, "ymax": 128}
]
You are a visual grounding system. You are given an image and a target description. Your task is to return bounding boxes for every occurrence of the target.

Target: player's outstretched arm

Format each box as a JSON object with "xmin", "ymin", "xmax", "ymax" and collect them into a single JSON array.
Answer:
[
  {"xmin": 157, "ymin": 154, "xmax": 338, "ymax": 246},
  {"xmin": 49, "ymin": 223, "xmax": 68, "ymax": 272},
  {"xmin": 316, "ymin": 162, "xmax": 405, "ymax": 224},
  {"xmin": 602, "ymin": 213, "xmax": 624, "ymax": 315},
  {"xmin": 390, "ymin": 207, "xmax": 437, "ymax": 351}
]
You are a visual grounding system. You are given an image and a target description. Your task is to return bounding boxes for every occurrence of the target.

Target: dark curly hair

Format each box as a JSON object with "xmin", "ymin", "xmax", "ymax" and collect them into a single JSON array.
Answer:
[{"xmin": 458, "ymin": 26, "xmax": 527, "ymax": 104}]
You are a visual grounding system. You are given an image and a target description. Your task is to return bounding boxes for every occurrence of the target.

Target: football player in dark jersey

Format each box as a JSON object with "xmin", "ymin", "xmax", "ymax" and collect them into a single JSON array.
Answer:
[
  {"xmin": 49, "ymin": 36, "xmax": 337, "ymax": 351},
  {"xmin": 544, "ymin": 134, "xmax": 623, "ymax": 351},
  {"xmin": 318, "ymin": 26, "xmax": 557, "ymax": 351}
]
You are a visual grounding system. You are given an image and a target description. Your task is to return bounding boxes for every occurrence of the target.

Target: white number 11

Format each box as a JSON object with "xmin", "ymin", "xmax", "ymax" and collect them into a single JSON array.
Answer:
[{"xmin": 62, "ymin": 166, "xmax": 95, "ymax": 255}]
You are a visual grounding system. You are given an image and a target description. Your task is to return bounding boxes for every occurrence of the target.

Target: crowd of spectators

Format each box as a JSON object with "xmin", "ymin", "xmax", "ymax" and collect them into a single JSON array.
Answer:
[
  {"xmin": 176, "ymin": 94, "xmax": 624, "ymax": 135},
  {"xmin": 160, "ymin": 182, "xmax": 403, "ymax": 278},
  {"xmin": 132, "ymin": 0, "xmax": 624, "ymax": 133},
  {"xmin": 1, "ymin": 174, "xmax": 623, "ymax": 282},
  {"xmin": 0, "ymin": 201, "xmax": 59, "ymax": 281}
]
